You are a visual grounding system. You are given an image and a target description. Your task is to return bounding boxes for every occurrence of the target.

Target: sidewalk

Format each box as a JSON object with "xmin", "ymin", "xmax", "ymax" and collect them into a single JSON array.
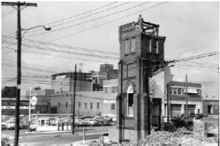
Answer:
[{"xmin": 71, "ymin": 140, "xmax": 98, "ymax": 146}]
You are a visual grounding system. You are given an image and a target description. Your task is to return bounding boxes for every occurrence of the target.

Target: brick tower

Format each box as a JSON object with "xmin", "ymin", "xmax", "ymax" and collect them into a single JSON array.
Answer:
[{"xmin": 109, "ymin": 15, "xmax": 166, "ymax": 142}]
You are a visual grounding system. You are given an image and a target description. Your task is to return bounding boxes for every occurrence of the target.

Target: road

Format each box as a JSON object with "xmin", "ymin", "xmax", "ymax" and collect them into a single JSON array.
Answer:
[{"xmin": 2, "ymin": 126, "xmax": 113, "ymax": 146}]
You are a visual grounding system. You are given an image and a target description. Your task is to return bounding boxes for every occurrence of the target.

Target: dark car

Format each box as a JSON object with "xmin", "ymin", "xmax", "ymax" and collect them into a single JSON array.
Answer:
[{"xmin": 100, "ymin": 120, "xmax": 111, "ymax": 126}]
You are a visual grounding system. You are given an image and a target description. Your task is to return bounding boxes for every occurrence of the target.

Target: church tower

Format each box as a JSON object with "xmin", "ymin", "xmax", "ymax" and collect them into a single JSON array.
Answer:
[{"xmin": 112, "ymin": 15, "xmax": 166, "ymax": 142}]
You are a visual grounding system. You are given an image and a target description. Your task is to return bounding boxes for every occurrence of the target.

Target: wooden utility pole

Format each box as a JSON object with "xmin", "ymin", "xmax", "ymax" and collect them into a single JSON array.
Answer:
[
  {"xmin": 72, "ymin": 64, "xmax": 77, "ymax": 134},
  {"xmin": 1, "ymin": 2, "xmax": 37, "ymax": 146},
  {"xmin": 185, "ymin": 74, "xmax": 188, "ymax": 122},
  {"xmin": 167, "ymin": 84, "xmax": 170, "ymax": 123}
]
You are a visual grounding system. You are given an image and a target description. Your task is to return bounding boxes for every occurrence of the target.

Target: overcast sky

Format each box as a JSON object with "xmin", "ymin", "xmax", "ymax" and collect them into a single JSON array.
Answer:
[{"xmin": 1, "ymin": 1, "xmax": 219, "ymax": 97}]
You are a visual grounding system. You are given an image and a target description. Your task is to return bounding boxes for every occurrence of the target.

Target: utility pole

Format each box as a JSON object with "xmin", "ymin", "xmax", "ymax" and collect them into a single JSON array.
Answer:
[
  {"xmin": 185, "ymin": 74, "xmax": 188, "ymax": 122},
  {"xmin": 1, "ymin": 2, "xmax": 37, "ymax": 146},
  {"xmin": 72, "ymin": 64, "xmax": 77, "ymax": 134},
  {"xmin": 167, "ymin": 84, "xmax": 170, "ymax": 123}
]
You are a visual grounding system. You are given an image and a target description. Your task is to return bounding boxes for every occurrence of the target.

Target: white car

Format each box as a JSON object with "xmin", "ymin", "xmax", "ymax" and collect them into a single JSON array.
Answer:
[
  {"xmin": 4, "ymin": 121, "xmax": 15, "ymax": 130},
  {"xmin": 30, "ymin": 121, "xmax": 37, "ymax": 131}
]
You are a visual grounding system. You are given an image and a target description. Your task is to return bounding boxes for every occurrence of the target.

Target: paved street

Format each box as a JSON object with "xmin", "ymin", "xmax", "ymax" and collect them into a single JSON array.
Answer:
[{"xmin": 2, "ymin": 126, "xmax": 112, "ymax": 146}]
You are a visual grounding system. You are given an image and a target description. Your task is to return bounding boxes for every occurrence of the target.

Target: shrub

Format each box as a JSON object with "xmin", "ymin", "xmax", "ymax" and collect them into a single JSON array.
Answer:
[{"xmin": 1, "ymin": 137, "xmax": 10, "ymax": 146}]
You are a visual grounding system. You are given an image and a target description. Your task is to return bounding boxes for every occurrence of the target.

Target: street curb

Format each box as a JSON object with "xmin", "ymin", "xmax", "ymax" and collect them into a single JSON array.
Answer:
[
  {"xmin": 25, "ymin": 130, "xmax": 71, "ymax": 134},
  {"xmin": 1, "ymin": 134, "xmax": 22, "ymax": 140},
  {"xmin": 71, "ymin": 140, "xmax": 97, "ymax": 146}
]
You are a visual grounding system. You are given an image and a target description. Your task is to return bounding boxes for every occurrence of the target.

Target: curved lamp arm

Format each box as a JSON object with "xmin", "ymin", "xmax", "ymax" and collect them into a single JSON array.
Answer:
[
  {"xmin": 21, "ymin": 25, "xmax": 51, "ymax": 38},
  {"xmin": 22, "ymin": 25, "xmax": 51, "ymax": 31}
]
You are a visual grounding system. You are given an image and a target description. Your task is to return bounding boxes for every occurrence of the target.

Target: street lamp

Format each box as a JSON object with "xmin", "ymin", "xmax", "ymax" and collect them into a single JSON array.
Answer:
[
  {"xmin": 17, "ymin": 25, "xmax": 51, "ymax": 132},
  {"xmin": 21, "ymin": 25, "xmax": 51, "ymax": 38}
]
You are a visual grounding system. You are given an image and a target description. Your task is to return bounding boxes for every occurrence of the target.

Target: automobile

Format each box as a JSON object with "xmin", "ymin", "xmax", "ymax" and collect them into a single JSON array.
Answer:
[
  {"xmin": 30, "ymin": 121, "xmax": 37, "ymax": 131},
  {"xmin": 100, "ymin": 120, "xmax": 111, "ymax": 126},
  {"xmin": 83, "ymin": 119, "xmax": 101, "ymax": 126},
  {"xmin": 79, "ymin": 119, "xmax": 90, "ymax": 127},
  {"xmin": 1, "ymin": 123, "xmax": 7, "ymax": 130},
  {"xmin": 4, "ymin": 121, "xmax": 15, "ymax": 130}
]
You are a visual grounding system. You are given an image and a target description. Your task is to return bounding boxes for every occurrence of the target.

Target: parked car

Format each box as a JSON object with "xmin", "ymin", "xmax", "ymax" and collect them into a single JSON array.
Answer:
[
  {"xmin": 83, "ymin": 119, "xmax": 101, "ymax": 126},
  {"xmin": 30, "ymin": 121, "xmax": 37, "ymax": 131},
  {"xmin": 100, "ymin": 120, "xmax": 112, "ymax": 126},
  {"xmin": 79, "ymin": 119, "xmax": 90, "ymax": 127},
  {"xmin": 4, "ymin": 121, "xmax": 15, "ymax": 130},
  {"xmin": 1, "ymin": 123, "xmax": 7, "ymax": 130}
]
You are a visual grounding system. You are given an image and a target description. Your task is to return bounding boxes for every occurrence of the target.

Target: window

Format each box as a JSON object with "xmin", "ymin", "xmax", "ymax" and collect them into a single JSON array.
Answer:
[
  {"xmin": 66, "ymin": 102, "xmax": 68, "ymax": 108},
  {"xmin": 115, "ymin": 86, "xmax": 118, "ymax": 93},
  {"xmin": 128, "ymin": 93, "xmax": 134, "ymax": 117},
  {"xmin": 105, "ymin": 87, "xmax": 107, "ymax": 93},
  {"xmin": 90, "ymin": 103, "xmax": 93, "ymax": 109},
  {"xmin": 97, "ymin": 102, "xmax": 99, "ymax": 109},
  {"xmin": 85, "ymin": 103, "xmax": 87, "ymax": 109},
  {"xmin": 112, "ymin": 87, "xmax": 115, "ymax": 93},
  {"xmin": 78, "ymin": 101, "xmax": 81, "ymax": 107},
  {"xmin": 155, "ymin": 40, "xmax": 159, "ymax": 54},
  {"xmin": 131, "ymin": 38, "xmax": 136, "ymax": 53},
  {"xmin": 208, "ymin": 105, "xmax": 213, "ymax": 114},
  {"xmin": 111, "ymin": 103, "xmax": 115, "ymax": 110},
  {"xmin": 124, "ymin": 40, "xmax": 130, "ymax": 54},
  {"xmin": 178, "ymin": 88, "xmax": 182, "ymax": 95},
  {"xmin": 170, "ymin": 87, "xmax": 173, "ymax": 94},
  {"xmin": 58, "ymin": 102, "xmax": 60, "ymax": 107},
  {"xmin": 173, "ymin": 88, "xmax": 178, "ymax": 94},
  {"xmin": 149, "ymin": 39, "xmax": 152, "ymax": 53}
]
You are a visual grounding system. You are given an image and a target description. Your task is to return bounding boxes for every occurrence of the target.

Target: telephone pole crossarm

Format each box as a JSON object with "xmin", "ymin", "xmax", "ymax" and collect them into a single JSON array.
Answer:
[{"xmin": 2, "ymin": 2, "xmax": 37, "ymax": 7}]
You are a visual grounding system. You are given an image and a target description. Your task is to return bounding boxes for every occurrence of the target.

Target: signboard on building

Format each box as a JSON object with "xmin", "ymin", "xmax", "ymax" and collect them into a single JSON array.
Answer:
[
  {"xmin": 30, "ymin": 96, "xmax": 38, "ymax": 106},
  {"xmin": 2, "ymin": 106, "xmax": 35, "ymax": 109}
]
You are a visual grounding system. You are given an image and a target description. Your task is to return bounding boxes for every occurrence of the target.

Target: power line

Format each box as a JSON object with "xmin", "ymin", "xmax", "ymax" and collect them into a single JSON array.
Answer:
[
  {"xmin": 49, "ymin": 1, "xmax": 168, "ymax": 42},
  {"xmin": 2, "ymin": 35, "xmax": 119, "ymax": 56},
  {"xmin": 28, "ymin": 2, "xmax": 147, "ymax": 37},
  {"xmin": 2, "ymin": 39, "xmax": 119, "ymax": 60},
  {"xmin": 26, "ymin": 1, "xmax": 119, "ymax": 34},
  {"xmin": 26, "ymin": 2, "xmax": 130, "ymax": 36},
  {"xmin": 2, "ymin": 9, "xmax": 15, "ymax": 18}
]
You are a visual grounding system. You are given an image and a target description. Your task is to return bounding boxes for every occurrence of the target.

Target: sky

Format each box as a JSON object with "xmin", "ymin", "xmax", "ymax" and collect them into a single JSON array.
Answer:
[{"xmin": 1, "ymin": 1, "xmax": 219, "ymax": 98}]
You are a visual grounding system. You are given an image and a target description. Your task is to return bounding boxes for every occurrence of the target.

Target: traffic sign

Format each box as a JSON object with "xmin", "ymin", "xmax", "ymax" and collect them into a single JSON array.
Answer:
[{"xmin": 30, "ymin": 96, "xmax": 37, "ymax": 105}]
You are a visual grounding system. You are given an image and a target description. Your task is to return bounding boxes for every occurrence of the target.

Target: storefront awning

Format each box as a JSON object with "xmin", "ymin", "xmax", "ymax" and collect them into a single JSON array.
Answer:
[{"xmin": 184, "ymin": 88, "xmax": 198, "ymax": 94}]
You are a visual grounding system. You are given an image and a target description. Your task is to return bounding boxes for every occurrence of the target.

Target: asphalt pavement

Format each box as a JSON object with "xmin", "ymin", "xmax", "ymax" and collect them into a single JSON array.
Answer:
[{"xmin": 1, "ymin": 126, "xmax": 112, "ymax": 146}]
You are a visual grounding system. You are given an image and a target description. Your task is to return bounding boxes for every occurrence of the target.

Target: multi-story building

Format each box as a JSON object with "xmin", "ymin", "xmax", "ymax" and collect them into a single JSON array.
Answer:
[
  {"xmin": 48, "ymin": 89, "xmax": 117, "ymax": 118},
  {"xmin": 166, "ymin": 81, "xmax": 202, "ymax": 117},
  {"xmin": 25, "ymin": 87, "xmax": 55, "ymax": 114},
  {"xmin": 51, "ymin": 72, "xmax": 93, "ymax": 93},
  {"xmin": 2, "ymin": 86, "xmax": 29, "ymax": 115},
  {"xmin": 100, "ymin": 64, "xmax": 118, "ymax": 80}
]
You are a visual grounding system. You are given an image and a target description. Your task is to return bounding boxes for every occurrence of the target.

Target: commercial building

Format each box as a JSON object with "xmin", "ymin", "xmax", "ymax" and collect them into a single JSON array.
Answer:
[
  {"xmin": 166, "ymin": 81, "xmax": 202, "ymax": 117},
  {"xmin": 203, "ymin": 99, "xmax": 219, "ymax": 115},
  {"xmin": 51, "ymin": 72, "xmax": 93, "ymax": 93},
  {"xmin": 100, "ymin": 64, "xmax": 118, "ymax": 80},
  {"xmin": 25, "ymin": 87, "xmax": 55, "ymax": 114},
  {"xmin": 2, "ymin": 86, "xmax": 29, "ymax": 115}
]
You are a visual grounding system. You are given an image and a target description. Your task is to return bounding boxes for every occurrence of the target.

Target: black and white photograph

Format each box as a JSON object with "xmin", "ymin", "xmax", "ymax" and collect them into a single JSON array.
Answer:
[{"xmin": 1, "ymin": 1, "xmax": 219, "ymax": 146}]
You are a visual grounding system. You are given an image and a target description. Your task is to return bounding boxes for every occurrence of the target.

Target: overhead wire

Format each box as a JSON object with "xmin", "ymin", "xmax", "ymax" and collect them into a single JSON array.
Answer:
[
  {"xmin": 26, "ymin": 1, "xmax": 119, "ymax": 34},
  {"xmin": 27, "ymin": 2, "xmax": 130, "ymax": 36},
  {"xmin": 2, "ymin": 35, "xmax": 119, "ymax": 56},
  {"xmin": 2, "ymin": 9, "xmax": 15, "ymax": 18},
  {"xmin": 49, "ymin": 1, "xmax": 168, "ymax": 42},
  {"xmin": 28, "ymin": 2, "xmax": 148, "ymax": 37}
]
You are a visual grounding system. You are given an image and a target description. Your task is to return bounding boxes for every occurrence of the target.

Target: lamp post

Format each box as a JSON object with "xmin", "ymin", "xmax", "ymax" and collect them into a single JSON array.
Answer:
[{"xmin": 20, "ymin": 25, "xmax": 51, "ymax": 132}]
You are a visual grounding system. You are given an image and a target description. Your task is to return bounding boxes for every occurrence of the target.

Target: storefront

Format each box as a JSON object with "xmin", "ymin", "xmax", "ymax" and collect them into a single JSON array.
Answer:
[{"xmin": 32, "ymin": 114, "xmax": 72, "ymax": 132}]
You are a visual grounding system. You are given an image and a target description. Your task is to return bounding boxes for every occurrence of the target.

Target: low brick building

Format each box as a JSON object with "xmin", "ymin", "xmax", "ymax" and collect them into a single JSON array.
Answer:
[
  {"xmin": 203, "ymin": 99, "xmax": 219, "ymax": 115},
  {"xmin": 166, "ymin": 81, "xmax": 202, "ymax": 118}
]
